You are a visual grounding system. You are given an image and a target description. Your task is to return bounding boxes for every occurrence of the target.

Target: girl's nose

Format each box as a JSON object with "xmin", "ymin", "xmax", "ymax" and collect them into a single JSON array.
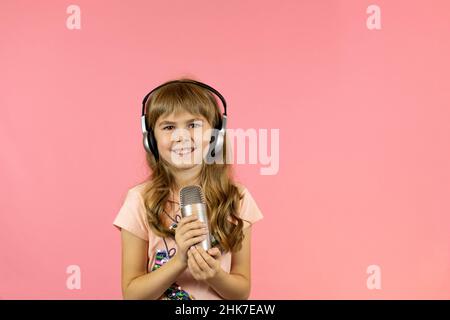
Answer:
[{"xmin": 173, "ymin": 128, "xmax": 191, "ymax": 142}]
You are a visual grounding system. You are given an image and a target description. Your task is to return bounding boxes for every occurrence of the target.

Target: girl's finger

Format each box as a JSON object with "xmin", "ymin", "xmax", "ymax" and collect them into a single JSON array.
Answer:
[
  {"xmin": 187, "ymin": 250, "xmax": 201, "ymax": 276},
  {"xmin": 208, "ymin": 247, "xmax": 220, "ymax": 255},
  {"xmin": 208, "ymin": 248, "xmax": 221, "ymax": 259},
  {"xmin": 187, "ymin": 234, "xmax": 207, "ymax": 247},
  {"xmin": 190, "ymin": 246, "xmax": 210, "ymax": 272},
  {"xmin": 195, "ymin": 246, "xmax": 217, "ymax": 269},
  {"xmin": 178, "ymin": 219, "xmax": 203, "ymax": 237},
  {"xmin": 177, "ymin": 214, "xmax": 198, "ymax": 230}
]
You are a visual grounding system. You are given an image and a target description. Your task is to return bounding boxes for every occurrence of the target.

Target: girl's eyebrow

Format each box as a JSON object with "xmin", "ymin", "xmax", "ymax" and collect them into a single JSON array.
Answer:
[{"xmin": 158, "ymin": 118, "xmax": 202, "ymax": 126}]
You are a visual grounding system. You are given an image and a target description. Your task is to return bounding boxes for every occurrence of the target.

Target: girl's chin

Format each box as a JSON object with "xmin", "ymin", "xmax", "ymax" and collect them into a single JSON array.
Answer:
[
  {"xmin": 164, "ymin": 155, "xmax": 203, "ymax": 168},
  {"xmin": 168, "ymin": 161, "xmax": 202, "ymax": 170}
]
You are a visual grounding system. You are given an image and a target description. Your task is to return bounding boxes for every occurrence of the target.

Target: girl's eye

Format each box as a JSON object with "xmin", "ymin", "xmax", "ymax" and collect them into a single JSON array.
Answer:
[
  {"xmin": 163, "ymin": 125, "xmax": 175, "ymax": 130},
  {"xmin": 189, "ymin": 123, "xmax": 202, "ymax": 128}
]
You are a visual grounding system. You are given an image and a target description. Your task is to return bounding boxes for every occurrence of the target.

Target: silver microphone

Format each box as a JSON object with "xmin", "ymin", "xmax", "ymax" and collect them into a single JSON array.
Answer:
[{"xmin": 179, "ymin": 185, "xmax": 211, "ymax": 251}]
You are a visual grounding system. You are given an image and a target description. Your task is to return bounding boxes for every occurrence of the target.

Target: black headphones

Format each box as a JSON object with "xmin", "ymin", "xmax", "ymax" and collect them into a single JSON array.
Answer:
[{"xmin": 141, "ymin": 79, "xmax": 228, "ymax": 163}]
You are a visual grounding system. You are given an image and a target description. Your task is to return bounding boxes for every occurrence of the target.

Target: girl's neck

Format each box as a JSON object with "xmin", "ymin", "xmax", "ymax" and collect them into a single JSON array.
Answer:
[{"xmin": 171, "ymin": 164, "xmax": 202, "ymax": 195}]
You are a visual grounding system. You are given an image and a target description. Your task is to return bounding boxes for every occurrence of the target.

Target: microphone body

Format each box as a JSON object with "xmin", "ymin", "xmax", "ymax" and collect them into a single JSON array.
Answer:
[{"xmin": 179, "ymin": 186, "xmax": 212, "ymax": 251}]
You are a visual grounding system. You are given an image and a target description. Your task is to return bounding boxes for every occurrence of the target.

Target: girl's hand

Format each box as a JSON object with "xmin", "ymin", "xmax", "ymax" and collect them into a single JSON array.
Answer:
[
  {"xmin": 187, "ymin": 245, "xmax": 222, "ymax": 281},
  {"xmin": 174, "ymin": 214, "xmax": 208, "ymax": 265}
]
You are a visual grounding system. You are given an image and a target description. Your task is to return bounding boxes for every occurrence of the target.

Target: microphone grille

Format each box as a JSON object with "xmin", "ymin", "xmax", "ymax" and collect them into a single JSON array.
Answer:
[{"xmin": 179, "ymin": 185, "xmax": 205, "ymax": 207}]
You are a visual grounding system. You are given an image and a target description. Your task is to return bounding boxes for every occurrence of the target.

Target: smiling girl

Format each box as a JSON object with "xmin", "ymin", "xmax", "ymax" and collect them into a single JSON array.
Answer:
[{"xmin": 113, "ymin": 78, "xmax": 264, "ymax": 300}]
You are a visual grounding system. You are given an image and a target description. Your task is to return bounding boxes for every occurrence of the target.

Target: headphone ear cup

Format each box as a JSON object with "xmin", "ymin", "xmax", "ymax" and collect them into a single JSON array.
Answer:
[
  {"xmin": 143, "ymin": 132, "xmax": 151, "ymax": 154},
  {"xmin": 148, "ymin": 128, "xmax": 159, "ymax": 160},
  {"xmin": 206, "ymin": 130, "xmax": 218, "ymax": 162},
  {"xmin": 213, "ymin": 130, "xmax": 224, "ymax": 157},
  {"xmin": 206, "ymin": 128, "xmax": 225, "ymax": 162}
]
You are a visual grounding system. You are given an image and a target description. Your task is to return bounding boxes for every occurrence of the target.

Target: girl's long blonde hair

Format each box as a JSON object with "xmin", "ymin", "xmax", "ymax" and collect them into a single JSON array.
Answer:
[{"xmin": 141, "ymin": 78, "xmax": 246, "ymax": 253}]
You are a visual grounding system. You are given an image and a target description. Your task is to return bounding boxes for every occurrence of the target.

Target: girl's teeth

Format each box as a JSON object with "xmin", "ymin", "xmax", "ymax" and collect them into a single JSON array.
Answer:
[{"xmin": 173, "ymin": 148, "xmax": 194, "ymax": 155}]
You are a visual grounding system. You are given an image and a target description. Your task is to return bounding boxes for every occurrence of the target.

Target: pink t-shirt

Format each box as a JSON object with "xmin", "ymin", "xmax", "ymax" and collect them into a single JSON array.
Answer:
[{"xmin": 112, "ymin": 182, "xmax": 264, "ymax": 300}]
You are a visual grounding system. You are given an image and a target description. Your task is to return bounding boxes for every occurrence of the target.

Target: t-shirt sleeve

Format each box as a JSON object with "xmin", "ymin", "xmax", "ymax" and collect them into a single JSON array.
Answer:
[
  {"xmin": 239, "ymin": 187, "xmax": 264, "ymax": 229},
  {"xmin": 113, "ymin": 189, "xmax": 150, "ymax": 241}
]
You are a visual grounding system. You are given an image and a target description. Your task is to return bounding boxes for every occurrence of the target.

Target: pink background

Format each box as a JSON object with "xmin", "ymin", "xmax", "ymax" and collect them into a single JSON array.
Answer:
[{"xmin": 1, "ymin": 0, "xmax": 449, "ymax": 299}]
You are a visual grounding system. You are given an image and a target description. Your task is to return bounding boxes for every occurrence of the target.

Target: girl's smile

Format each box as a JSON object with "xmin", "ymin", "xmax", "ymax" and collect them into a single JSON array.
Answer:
[{"xmin": 172, "ymin": 146, "xmax": 196, "ymax": 157}]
